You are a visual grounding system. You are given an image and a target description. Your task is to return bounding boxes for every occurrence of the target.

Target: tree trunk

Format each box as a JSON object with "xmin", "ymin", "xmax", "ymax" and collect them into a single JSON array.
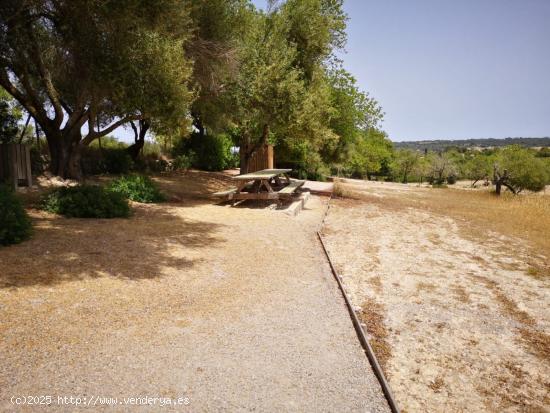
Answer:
[
  {"xmin": 45, "ymin": 130, "xmax": 84, "ymax": 180},
  {"xmin": 495, "ymin": 181, "xmax": 502, "ymax": 195},
  {"xmin": 240, "ymin": 137, "xmax": 251, "ymax": 175},
  {"xmin": 127, "ymin": 120, "xmax": 150, "ymax": 161}
]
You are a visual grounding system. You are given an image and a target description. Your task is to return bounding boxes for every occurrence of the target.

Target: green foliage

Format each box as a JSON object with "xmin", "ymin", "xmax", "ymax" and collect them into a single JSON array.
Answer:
[
  {"xmin": 390, "ymin": 149, "xmax": 420, "ymax": 183},
  {"xmin": 80, "ymin": 147, "xmax": 134, "ymax": 175},
  {"xmin": 0, "ymin": 185, "xmax": 32, "ymax": 246},
  {"xmin": 463, "ymin": 153, "xmax": 492, "ymax": 184},
  {"xmin": 345, "ymin": 129, "xmax": 393, "ymax": 178},
  {"xmin": 1, "ymin": 0, "xmax": 195, "ymax": 177},
  {"xmin": 108, "ymin": 175, "xmax": 166, "ymax": 203},
  {"xmin": 427, "ymin": 152, "xmax": 458, "ymax": 185},
  {"xmin": 322, "ymin": 68, "xmax": 384, "ymax": 166},
  {"xmin": 0, "ymin": 88, "xmax": 21, "ymax": 144},
  {"xmin": 104, "ymin": 149, "xmax": 135, "ymax": 175},
  {"xmin": 172, "ymin": 153, "xmax": 196, "ymax": 171},
  {"xmin": 495, "ymin": 146, "xmax": 549, "ymax": 193},
  {"xmin": 42, "ymin": 186, "xmax": 130, "ymax": 218},
  {"xmin": 187, "ymin": 0, "xmax": 250, "ymax": 133},
  {"xmin": 172, "ymin": 132, "xmax": 234, "ymax": 171},
  {"xmin": 228, "ymin": 0, "xmax": 350, "ymax": 172}
]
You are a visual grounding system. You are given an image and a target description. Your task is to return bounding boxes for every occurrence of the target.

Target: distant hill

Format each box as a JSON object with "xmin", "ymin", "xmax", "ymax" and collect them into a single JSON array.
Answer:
[{"xmin": 393, "ymin": 137, "xmax": 550, "ymax": 151}]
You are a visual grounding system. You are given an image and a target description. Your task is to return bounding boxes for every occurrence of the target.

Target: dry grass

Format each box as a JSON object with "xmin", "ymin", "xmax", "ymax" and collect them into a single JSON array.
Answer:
[
  {"xmin": 334, "ymin": 180, "xmax": 550, "ymax": 260},
  {"xmin": 327, "ymin": 180, "xmax": 550, "ymax": 412},
  {"xmin": 451, "ymin": 285, "xmax": 471, "ymax": 303},
  {"xmin": 357, "ymin": 298, "xmax": 392, "ymax": 377},
  {"xmin": 477, "ymin": 275, "xmax": 550, "ymax": 361}
]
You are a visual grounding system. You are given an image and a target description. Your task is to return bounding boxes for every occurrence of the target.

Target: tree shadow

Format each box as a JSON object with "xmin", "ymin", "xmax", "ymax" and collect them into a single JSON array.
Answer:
[
  {"xmin": 0, "ymin": 204, "xmax": 226, "ymax": 288},
  {"xmin": 151, "ymin": 170, "xmax": 235, "ymax": 204}
]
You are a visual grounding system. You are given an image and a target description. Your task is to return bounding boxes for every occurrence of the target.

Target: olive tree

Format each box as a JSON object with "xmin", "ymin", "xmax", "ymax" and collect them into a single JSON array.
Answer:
[
  {"xmin": 391, "ymin": 149, "xmax": 420, "ymax": 183},
  {"xmin": 0, "ymin": 0, "xmax": 194, "ymax": 179},
  {"xmin": 230, "ymin": 0, "xmax": 347, "ymax": 173},
  {"xmin": 493, "ymin": 146, "xmax": 549, "ymax": 195},
  {"xmin": 464, "ymin": 153, "xmax": 492, "ymax": 187}
]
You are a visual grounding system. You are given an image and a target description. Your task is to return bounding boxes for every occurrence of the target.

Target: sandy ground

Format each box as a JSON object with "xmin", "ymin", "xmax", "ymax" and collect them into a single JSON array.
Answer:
[
  {"xmin": 322, "ymin": 180, "xmax": 549, "ymax": 413},
  {"xmin": 0, "ymin": 172, "xmax": 389, "ymax": 412}
]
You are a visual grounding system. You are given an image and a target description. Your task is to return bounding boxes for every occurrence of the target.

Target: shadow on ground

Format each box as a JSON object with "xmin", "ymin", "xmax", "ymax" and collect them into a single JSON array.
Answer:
[{"xmin": 0, "ymin": 204, "xmax": 225, "ymax": 288}]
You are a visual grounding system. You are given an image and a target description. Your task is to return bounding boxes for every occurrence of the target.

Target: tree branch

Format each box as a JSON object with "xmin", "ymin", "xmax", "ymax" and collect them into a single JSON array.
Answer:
[
  {"xmin": 25, "ymin": 18, "xmax": 64, "ymax": 128},
  {"xmin": 0, "ymin": 69, "xmax": 48, "ymax": 128},
  {"xmin": 129, "ymin": 121, "xmax": 139, "ymax": 143},
  {"xmin": 82, "ymin": 115, "xmax": 142, "ymax": 146}
]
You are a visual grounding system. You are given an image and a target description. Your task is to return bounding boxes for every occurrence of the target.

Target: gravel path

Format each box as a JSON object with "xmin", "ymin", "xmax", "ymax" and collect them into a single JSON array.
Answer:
[{"xmin": 0, "ymin": 182, "xmax": 390, "ymax": 412}]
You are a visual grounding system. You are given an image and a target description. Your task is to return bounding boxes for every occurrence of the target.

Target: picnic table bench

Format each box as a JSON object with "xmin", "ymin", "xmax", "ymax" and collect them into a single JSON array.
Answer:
[{"xmin": 213, "ymin": 169, "xmax": 305, "ymax": 205}]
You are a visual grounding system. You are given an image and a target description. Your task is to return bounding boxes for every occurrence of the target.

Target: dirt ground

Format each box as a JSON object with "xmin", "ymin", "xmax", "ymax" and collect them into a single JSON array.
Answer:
[
  {"xmin": 0, "ymin": 171, "xmax": 390, "ymax": 412},
  {"xmin": 322, "ymin": 179, "xmax": 550, "ymax": 413}
]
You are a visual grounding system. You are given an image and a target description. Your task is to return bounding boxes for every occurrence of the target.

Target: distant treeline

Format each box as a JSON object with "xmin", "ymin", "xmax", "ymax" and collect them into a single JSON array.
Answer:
[{"xmin": 394, "ymin": 137, "xmax": 550, "ymax": 152}]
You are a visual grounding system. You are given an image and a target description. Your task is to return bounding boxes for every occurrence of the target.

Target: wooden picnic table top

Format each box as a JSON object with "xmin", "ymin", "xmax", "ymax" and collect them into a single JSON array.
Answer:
[{"xmin": 232, "ymin": 168, "xmax": 292, "ymax": 181}]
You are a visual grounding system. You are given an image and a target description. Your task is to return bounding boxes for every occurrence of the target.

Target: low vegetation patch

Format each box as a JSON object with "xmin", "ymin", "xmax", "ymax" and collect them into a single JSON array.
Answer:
[
  {"xmin": 0, "ymin": 185, "xmax": 32, "ymax": 246},
  {"xmin": 358, "ymin": 298, "xmax": 392, "ymax": 377},
  {"xmin": 108, "ymin": 175, "xmax": 166, "ymax": 203},
  {"xmin": 42, "ymin": 185, "xmax": 130, "ymax": 218}
]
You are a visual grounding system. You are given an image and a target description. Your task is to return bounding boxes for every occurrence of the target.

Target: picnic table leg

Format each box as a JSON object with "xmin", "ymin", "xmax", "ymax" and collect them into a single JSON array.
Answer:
[
  {"xmin": 282, "ymin": 173, "xmax": 291, "ymax": 184},
  {"xmin": 232, "ymin": 181, "xmax": 247, "ymax": 206},
  {"xmin": 251, "ymin": 179, "xmax": 262, "ymax": 193},
  {"xmin": 260, "ymin": 179, "xmax": 274, "ymax": 192}
]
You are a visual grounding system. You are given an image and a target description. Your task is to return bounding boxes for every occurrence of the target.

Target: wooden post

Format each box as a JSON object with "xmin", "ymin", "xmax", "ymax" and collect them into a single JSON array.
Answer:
[{"xmin": 267, "ymin": 145, "xmax": 274, "ymax": 169}]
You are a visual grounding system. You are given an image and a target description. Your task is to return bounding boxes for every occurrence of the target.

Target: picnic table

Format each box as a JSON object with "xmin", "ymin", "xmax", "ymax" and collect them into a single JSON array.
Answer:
[{"xmin": 214, "ymin": 169, "xmax": 305, "ymax": 205}]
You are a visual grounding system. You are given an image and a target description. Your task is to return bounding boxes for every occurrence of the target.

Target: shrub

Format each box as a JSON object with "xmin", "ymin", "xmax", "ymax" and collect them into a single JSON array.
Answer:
[
  {"xmin": 446, "ymin": 174, "xmax": 457, "ymax": 185},
  {"xmin": 172, "ymin": 132, "xmax": 234, "ymax": 171},
  {"xmin": 104, "ymin": 148, "xmax": 134, "ymax": 174},
  {"xmin": 0, "ymin": 185, "xmax": 32, "ymax": 246},
  {"xmin": 172, "ymin": 153, "xmax": 195, "ymax": 171},
  {"xmin": 42, "ymin": 185, "xmax": 130, "ymax": 218},
  {"xmin": 108, "ymin": 175, "xmax": 165, "ymax": 203},
  {"xmin": 80, "ymin": 146, "xmax": 108, "ymax": 175}
]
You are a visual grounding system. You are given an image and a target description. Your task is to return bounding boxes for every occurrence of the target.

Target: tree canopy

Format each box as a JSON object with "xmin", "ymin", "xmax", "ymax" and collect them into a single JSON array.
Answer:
[
  {"xmin": 1, "ymin": 0, "xmax": 194, "ymax": 178},
  {"xmin": 0, "ymin": 0, "xmax": 392, "ymax": 181}
]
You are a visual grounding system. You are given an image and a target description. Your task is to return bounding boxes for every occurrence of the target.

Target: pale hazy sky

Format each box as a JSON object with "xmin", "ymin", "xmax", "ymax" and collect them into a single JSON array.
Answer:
[{"xmin": 253, "ymin": 0, "xmax": 550, "ymax": 141}]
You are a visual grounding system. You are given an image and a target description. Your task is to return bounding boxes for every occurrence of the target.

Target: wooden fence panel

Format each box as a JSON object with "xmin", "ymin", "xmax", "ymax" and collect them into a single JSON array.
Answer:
[
  {"xmin": 247, "ymin": 144, "xmax": 274, "ymax": 173},
  {"xmin": 0, "ymin": 144, "xmax": 33, "ymax": 189}
]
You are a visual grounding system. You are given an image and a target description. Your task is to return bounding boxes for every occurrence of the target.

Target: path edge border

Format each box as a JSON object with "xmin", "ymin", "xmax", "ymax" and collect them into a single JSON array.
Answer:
[{"xmin": 317, "ymin": 194, "xmax": 400, "ymax": 413}]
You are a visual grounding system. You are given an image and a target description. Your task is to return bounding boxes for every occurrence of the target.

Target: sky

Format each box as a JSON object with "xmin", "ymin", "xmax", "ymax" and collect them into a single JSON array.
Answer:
[{"xmin": 252, "ymin": 0, "xmax": 550, "ymax": 141}]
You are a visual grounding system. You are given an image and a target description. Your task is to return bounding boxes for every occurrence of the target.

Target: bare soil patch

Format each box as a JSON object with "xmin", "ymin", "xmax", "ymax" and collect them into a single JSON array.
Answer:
[{"xmin": 322, "ymin": 180, "xmax": 550, "ymax": 412}]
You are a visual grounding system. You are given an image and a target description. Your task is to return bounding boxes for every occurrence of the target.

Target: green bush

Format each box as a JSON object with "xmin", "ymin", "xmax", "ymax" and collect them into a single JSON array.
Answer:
[
  {"xmin": 42, "ymin": 185, "xmax": 130, "ymax": 218},
  {"xmin": 172, "ymin": 132, "xmax": 234, "ymax": 171},
  {"xmin": 172, "ymin": 153, "xmax": 196, "ymax": 171},
  {"xmin": 108, "ymin": 175, "xmax": 165, "ymax": 203},
  {"xmin": 0, "ymin": 185, "xmax": 32, "ymax": 246},
  {"xmin": 80, "ymin": 146, "xmax": 108, "ymax": 175},
  {"xmin": 104, "ymin": 148, "xmax": 134, "ymax": 174}
]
